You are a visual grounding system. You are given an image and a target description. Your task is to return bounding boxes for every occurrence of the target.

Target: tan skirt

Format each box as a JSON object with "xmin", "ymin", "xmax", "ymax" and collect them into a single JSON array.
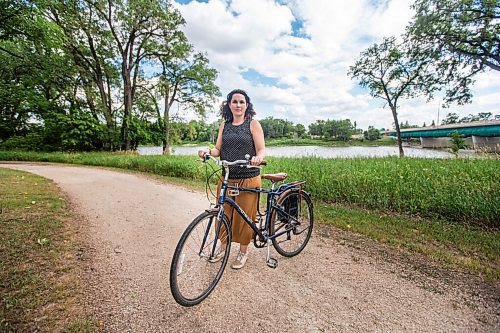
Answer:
[{"xmin": 216, "ymin": 175, "xmax": 261, "ymax": 245}]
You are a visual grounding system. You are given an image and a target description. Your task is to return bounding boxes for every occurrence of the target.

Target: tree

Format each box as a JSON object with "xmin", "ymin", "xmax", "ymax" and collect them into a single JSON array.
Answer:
[
  {"xmin": 450, "ymin": 130, "xmax": 467, "ymax": 156},
  {"xmin": 93, "ymin": 0, "xmax": 190, "ymax": 151},
  {"xmin": 0, "ymin": 0, "xmax": 83, "ymax": 147},
  {"xmin": 308, "ymin": 120, "xmax": 325, "ymax": 137},
  {"xmin": 45, "ymin": 0, "xmax": 122, "ymax": 149},
  {"xmin": 349, "ymin": 37, "xmax": 438, "ymax": 157},
  {"xmin": 295, "ymin": 123, "xmax": 306, "ymax": 138},
  {"xmin": 442, "ymin": 112, "xmax": 459, "ymax": 125},
  {"xmin": 407, "ymin": 0, "xmax": 499, "ymax": 105},
  {"xmin": 151, "ymin": 49, "xmax": 220, "ymax": 154},
  {"xmin": 323, "ymin": 119, "xmax": 355, "ymax": 141},
  {"xmin": 400, "ymin": 121, "xmax": 419, "ymax": 129},
  {"xmin": 45, "ymin": 0, "xmax": 194, "ymax": 151},
  {"xmin": 364, "ymin": 126, "xmax": 381, "ymax": 141},
  {"xmin": 1, "ymin": 0, "xmax": 219, "ymax": 152}
]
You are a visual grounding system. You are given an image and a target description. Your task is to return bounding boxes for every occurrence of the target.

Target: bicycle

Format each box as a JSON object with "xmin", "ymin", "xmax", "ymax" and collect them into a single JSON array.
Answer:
[{"xmin": 169, "ymin": 154, "xmax": 314, "ymax": 307}]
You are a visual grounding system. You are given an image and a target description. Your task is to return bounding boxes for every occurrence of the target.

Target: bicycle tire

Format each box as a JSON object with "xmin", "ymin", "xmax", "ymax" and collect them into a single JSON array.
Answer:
[
  {"xmin": 169, "ymin": 210, "xmax": 231, "ymax": 306},
  {"xmin": 270, "ymin": 189, "xmax": 314, "ymax": 257}
]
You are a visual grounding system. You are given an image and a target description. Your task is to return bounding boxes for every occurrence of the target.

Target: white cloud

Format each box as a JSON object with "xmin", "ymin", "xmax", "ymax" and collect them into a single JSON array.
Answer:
[{"xmin": 174, "ymin": 0, "xmax": 499, "ymax": 130}]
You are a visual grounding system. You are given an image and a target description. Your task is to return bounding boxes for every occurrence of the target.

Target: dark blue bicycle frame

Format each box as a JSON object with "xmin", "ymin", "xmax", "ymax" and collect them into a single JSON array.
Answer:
[{"xmin": 214, "ymin": 178, "xmax": 305, "ymax": 244}]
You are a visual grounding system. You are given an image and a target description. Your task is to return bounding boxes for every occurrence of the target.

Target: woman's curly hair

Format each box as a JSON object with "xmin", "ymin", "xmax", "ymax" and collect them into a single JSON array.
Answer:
[{"xmin": 219, "ymin": 89, "xmax": 256, "ymax": 123}]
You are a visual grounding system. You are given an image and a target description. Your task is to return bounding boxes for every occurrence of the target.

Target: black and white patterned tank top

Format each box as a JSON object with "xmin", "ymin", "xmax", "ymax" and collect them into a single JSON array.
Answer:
[{"xmin": 220, "ymin": 118, "xmax": 259, "ymax": 179}]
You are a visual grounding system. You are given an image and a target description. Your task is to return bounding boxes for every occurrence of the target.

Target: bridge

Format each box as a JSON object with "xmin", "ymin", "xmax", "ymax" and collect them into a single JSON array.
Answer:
[{"xmin": 387, "ymin": 120, "xmax": 500, "ymax": 151}]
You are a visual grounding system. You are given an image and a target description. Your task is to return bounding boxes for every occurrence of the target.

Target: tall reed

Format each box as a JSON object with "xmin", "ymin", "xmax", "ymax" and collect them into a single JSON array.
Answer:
[{"xmin": 1, "ymin": 151, "xmax": 498, "ymax": 227}]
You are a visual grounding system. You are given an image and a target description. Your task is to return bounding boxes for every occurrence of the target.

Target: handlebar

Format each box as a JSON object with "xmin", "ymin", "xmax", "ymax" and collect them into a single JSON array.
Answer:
[{"xmin": 203, "ymin": 154, "xmax": 267, "ymax": 167}]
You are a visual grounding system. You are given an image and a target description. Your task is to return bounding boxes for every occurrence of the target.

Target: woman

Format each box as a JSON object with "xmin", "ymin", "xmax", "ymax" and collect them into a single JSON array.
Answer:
[{"xmin": 198, "ymin": 89, "xmax": 265, "ymax": 269}]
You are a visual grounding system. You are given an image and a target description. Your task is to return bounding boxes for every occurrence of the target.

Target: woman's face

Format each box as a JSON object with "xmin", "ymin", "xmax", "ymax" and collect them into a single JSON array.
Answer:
[{"xmin": 229, "ymin": 93, "xmax": 247, "ymax": 118}]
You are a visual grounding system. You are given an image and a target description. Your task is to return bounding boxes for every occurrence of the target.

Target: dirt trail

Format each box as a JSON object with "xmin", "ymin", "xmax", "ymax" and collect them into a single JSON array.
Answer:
[{"xmin": 1, "ymin": 163, "xmax": 498, "ymax": 333}]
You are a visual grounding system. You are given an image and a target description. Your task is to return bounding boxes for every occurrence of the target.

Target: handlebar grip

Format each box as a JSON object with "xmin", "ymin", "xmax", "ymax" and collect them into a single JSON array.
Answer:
[{"xmin": 259, "ymin": 160, "xmax": 268, "ymax": 166}]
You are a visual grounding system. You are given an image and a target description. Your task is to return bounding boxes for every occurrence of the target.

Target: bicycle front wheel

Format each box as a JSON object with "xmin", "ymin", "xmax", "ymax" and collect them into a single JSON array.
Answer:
[
  {"xmin": 270, "ymin": 189, "xmax": 314, "ymax": 257},
  {"xmin": 169, "ymin": 210, "xmax": 231, "ymax": 307}
]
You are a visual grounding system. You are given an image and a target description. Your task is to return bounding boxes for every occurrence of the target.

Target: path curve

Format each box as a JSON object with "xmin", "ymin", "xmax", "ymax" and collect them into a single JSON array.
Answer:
[{"xmin": 1, "ymin": 163, "xmax": 498, "ymax": 333}]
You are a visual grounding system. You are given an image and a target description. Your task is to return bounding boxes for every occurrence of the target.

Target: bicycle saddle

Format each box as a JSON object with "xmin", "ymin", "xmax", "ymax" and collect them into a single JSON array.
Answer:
[{"xmin": 262, "ymin": 173, "xmax": 288, "ymax": 183}]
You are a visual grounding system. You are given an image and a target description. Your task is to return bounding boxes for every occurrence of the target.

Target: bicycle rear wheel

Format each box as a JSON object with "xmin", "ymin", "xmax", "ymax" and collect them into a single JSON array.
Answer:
[
  {"xmin": 270, "ymin": 189, "xmax": 314, "ymax": 257},
  {"xmin": 169, "ymin": 210, "xmax": 231, "ymax": 306}
]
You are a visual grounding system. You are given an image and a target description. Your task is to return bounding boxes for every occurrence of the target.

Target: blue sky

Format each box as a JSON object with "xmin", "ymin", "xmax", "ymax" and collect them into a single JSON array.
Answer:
[{"xmin": 172, "ymin": 0, "xmax": 500, "ymax": 130}]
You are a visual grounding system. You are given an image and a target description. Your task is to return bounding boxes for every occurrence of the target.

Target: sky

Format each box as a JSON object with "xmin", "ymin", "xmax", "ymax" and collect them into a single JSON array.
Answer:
[{"xmin": 171, "ymin": 0, "xmax": 500, "ymax": 130}]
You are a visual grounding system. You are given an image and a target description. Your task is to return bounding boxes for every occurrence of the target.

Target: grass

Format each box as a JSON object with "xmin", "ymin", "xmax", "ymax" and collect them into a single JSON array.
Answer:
[
  {"xmin": 315, "ymin": 204, "xmax": 500, "ymax": 281},
  {"xmin": 0, "ymin": 168, "xmax": 95, "ymax": 333},
  {"xmin": 266, "ymin": 156, "xmax": 500, "ymax": 227}
]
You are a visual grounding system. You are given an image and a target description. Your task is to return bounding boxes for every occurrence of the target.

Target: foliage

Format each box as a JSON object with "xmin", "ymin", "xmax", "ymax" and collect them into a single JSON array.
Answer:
[
  {"xmin": 450, "ymin": 130, "xmax": 468, "ymax": 155},
  {"xmin": 364, "ymin": 126, "xmax": 381, "ymax": 141},
  {"xmin": 0, "ymin": 133, "xmax": 44, "ymax": 151},
  {"xmin": 260, "ymin": 117, "xmax": 299, "ymax": 139},
  {"xmin": 308, "ymin": 119, "xmax": 356, "ymax": 141},
  {"xmin": 0, "ymin": 0, "xmax": 81, "ymax": 146},
  {"xmin": 349, "ymin": 36, "xmax": 440, "ymax": 157},
  {"xmin": 42, "ymin": 111, "xmax": 105, "ymax": 151},
  {"xmin": 399, "ymin": 121, "xmax": 419, "ymax": 129},
  {"xmin": 442, "ymin": 111, "xmax": 497, "ymax": 125},
  {"xmin": 406, "ymin": 0, "xmax": 499, "ymax": 105},
  {"xmin": 0, "ymin": 0, "xmax": 220, "ymax": 152}
]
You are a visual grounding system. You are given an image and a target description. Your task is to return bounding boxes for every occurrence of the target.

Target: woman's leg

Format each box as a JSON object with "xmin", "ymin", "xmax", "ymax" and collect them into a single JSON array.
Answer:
[
  {"xmin": 231, "ymin": 176, "xmax": 261, "ymax": 269},
  {"xmin": 231, "ymin": 176, "xmax": 261, "ymax": 249}
]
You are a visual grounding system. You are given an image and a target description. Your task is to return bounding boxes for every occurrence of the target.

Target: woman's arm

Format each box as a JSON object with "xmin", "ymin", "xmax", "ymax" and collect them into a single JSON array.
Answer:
[
  {"xmin": 197, "ymin": 122, "xmax": 224, "ymax": 158},
  {"xmin": 250, "ymin": 119, "xmax": 266, "ymax": 165}
]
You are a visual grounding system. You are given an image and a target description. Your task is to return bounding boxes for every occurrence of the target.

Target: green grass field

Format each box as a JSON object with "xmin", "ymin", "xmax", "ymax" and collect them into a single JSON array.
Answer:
[{"xmin": 0, "ymin": 168, "xmax": 94, "ymax": 332}]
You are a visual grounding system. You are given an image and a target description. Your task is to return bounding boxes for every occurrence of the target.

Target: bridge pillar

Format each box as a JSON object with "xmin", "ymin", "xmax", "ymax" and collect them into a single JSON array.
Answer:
[
  {"xmin": 420, "ymin": 137, "xmax": 450, "ymax": 148},
  {"xmin": 472, "ymin": 136, "xmax": 500, "ymax": 152},
  {"xmin": 420, "ymin": 137, "xmax": 473, "ymax": 148},
  {"xmin": 420, "ymin": 137, "xmax": 474, "ymax": 148}
]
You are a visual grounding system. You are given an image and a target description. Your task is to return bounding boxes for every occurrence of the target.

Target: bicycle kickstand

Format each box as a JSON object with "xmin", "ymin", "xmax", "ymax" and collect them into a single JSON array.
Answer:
[{"xmin": 265, "ymin": 240, "xmax": 278, "ymax": 269}]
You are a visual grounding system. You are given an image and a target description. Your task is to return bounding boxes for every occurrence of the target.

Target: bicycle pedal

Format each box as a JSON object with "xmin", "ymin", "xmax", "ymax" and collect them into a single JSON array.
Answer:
[{"xmin": 266, "ymin": 257, "xmax": 278, "ymax": 269}]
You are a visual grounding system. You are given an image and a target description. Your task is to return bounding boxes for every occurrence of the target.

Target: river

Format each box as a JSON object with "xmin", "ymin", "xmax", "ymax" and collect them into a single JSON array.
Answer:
[{"xmin": 137, "ymin": 145, "xmax": 477, "ymax": 159}]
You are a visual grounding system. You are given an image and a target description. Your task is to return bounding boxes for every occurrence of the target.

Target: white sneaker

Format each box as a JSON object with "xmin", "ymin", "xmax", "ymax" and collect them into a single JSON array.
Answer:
[
  {"xmin": 208, "ymin": 248, "xmax": 225, "ymax": 263},
  {"xmin": 231, "ymin": 252, "xmax": 248, "ymax": 269}
]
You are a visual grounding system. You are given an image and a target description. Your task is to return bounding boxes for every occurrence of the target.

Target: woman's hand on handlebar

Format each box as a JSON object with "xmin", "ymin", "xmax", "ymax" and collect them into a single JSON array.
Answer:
[
  {"xmin": 251, "ymin": 155, "xmax": 266, "ymax": 166},
  {"xmin": 198, "ymin": 148, "xmax": 210, "ymax": 159}
]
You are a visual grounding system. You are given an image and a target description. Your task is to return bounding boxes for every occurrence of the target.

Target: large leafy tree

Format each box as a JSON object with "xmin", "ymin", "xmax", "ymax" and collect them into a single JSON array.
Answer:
[
  {"xmin": 0, "ymin": 0, "xmax": 80, "ymax": 143},
  {"xmin": 46, "ymin": 0, "xmax": 193, "ymax": 151},
  {"xmin": 407, "ymin": 0, "xmax": 499, "ymax": 105},
  {"xmin": 45, "ymin": 0, "xmax": 120, "ymax": 148},
  {"xmin": 152, "ymin": 49, "xmax": 220, "ymax": 154},
  {"xmin": 348, "ymin": 37, "xmax": 440, "ymax": 157},
  {"xmin": 1, "ymin": 0, "xmax": 220, "ymax": 152}
]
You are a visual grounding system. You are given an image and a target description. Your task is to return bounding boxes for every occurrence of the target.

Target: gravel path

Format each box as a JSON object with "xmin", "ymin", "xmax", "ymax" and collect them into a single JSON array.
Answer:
[{"xmin": 1, "ymin": 163, "xmax": 498, "ymax": 333}]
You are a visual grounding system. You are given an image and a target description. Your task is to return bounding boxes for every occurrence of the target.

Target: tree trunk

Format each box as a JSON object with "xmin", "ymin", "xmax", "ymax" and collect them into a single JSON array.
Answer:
[
  {"xmin": 121, "ymin": 69, "xmax": 132, "ymax": 151},
  {"xmin": 162, "ymin": 88, "xmax": 170, "ymax": 155},
  {"xmin": 390, "ymin": 104, "xmax": 405, "ymax": 157}
]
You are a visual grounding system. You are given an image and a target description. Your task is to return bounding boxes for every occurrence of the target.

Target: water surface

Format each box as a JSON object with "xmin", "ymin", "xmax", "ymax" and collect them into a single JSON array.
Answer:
[{"xmin": 137, "ymin": 145, "xmax": 475, "ymax": 159}]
